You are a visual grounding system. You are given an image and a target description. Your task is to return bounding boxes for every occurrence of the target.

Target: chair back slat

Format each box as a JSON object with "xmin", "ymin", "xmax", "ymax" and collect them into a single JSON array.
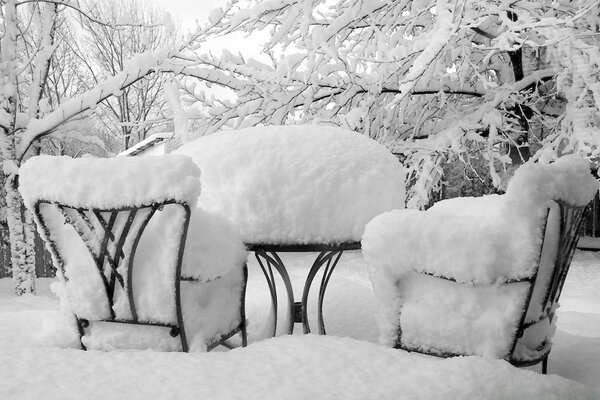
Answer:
[
  {"xmin": 541, "ymin": 203, "xmax": 588, "ymax": 317},
  {"xmin": 34, "ymin": 200, "xmax": 193, "ymax": 351},
  {"xmin": 51, "ymin": 204, "xmax": 160, "ymax": 322},
  {"xmin": 510, "ymin": 200, "xmax": 589, "ymax": 366}
]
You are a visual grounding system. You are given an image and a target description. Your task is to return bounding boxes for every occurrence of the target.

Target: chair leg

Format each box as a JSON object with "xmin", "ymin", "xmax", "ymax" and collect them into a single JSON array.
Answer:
[
  {"xmin": 542, "ymin": 355, "xmax": 549, "ymax": 374},
  {"xmin": 76, "ymin": 317, "xmax": 88, "ymax": 351},
  {"xmin": 240, "ymin": 263, "xmax": 248, "ymax": 347},
  {"xmin": 240, "ymin": 319, "xmax": 248, "ymax": 347}
]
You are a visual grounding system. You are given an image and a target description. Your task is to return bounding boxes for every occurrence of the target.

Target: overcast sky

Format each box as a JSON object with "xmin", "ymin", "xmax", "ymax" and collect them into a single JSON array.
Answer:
[
  {"xmin": 155, "ymin": 0, "xmax": 228, "ymax": 33},
  {"xmin": 153, "ymin": 0, "xmax": 266, "ymax": 58}
]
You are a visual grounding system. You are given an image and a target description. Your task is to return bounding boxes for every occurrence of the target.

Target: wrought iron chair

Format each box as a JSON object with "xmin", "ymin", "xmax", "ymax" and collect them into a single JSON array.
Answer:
[
  {"xmin": 395, "ymin": 200, "xmax": 587, "ymax": 373},
  {"xmin": 33, "ymin": 199, "xmax": 247, "ymax": 352},
  {"xmin": 22, "ymin": 155, "xmax": 247, "ymax": 352},
  {"xmin": 363, "ymin": 156, "xmax": 598, "ymax": 374}
]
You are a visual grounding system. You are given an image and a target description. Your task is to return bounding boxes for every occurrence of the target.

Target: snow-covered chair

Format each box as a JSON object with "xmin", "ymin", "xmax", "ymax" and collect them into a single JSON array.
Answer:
[
  {"xmin": 362, "ymin": 155, "xmax": 598, "ymax": 372},
  {"xmin": 19, "ymin": 155, "xmax": 248, "ymax": 352}
]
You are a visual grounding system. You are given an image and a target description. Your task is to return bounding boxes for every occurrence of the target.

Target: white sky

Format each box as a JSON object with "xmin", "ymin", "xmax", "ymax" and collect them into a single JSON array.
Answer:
[
  {"xmin": 154, "ymin": 0, "xmax": 266, "ymax": 58},
  {"xmin": 155, "ymin": 0, "xmax": 228, "ymax": 33},
  {"xmin": 153, "ymin": 0, "xmax": 266, "ymax": 101}
]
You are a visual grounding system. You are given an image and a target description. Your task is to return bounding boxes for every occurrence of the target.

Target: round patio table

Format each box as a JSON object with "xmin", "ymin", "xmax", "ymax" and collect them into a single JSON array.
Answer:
[
  {"xmin": 175, "ymin": 124, "xmax": 405, "ymax": 338},
  {"xmin": 247, "ymin": 242, "xmax": 361, "ymax": 336}
]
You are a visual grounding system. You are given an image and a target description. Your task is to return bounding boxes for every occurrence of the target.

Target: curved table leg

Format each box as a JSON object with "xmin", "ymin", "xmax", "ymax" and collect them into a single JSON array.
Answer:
[
  {"xmin": 301, "ymin": 250, "xmax": 344, "ymax": 334},
  {"xmin": 254, "ymin": 250, "xmax": 296, "ymax": 336}
]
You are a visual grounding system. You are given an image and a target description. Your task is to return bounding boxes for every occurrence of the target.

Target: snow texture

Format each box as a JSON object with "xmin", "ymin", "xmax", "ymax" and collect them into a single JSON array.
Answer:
[
  {"xmin": 362, "ymin": 155, "xmax": 598, "ymax": 356},
  {"xmin": 0, "ymin": 250, "xmax": 600, "ymax": 398},
  {"xmin": 19, "ymin": 45, "xmax": 174, "ymax": 158},
  {"xmin": 176, "ymin": 124, "xmax": 406, "ymax": 244},
  {"xmin": 19, "ymin": 154, "xmax": 201, "ymax": 209},
  {"xmin": 2, "ymin": 335, "xmax": 598, "ymax": 400}
]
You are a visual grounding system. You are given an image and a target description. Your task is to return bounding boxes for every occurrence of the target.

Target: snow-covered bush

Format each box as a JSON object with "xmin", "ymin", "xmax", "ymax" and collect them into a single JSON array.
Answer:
[
  {"xmin": 175, "ymin": 124, "xmax": 406, "ymax": 244},
  {"xmin": 19, "ymin": 154, "xmax": 247, "ymax": 351},
  {"xmin": 362, "ymin": 155, "xmax": 598, "ymax": 360}
]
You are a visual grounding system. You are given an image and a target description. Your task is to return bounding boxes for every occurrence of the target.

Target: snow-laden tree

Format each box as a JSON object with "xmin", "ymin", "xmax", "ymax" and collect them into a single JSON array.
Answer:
[
  {"xmin": 19, "ymin": 10, "xmax": 108, "ymax": 157},
  {"xmin": 178, "ymin": 0, "xmax": 600, "ymax": 207},
  {"xmin": 0, "ymin": 0, "xmax": 214, "ymax": 295},
  {"xmin": 75, "ymin": 0, "xmax": 174, "ymax": 151}
]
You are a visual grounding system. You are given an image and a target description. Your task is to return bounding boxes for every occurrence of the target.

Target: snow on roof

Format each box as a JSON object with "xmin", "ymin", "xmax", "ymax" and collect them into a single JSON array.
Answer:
[
  {"xmin": 175, "ymin": 124, "xmax": 406, "ymax": 244},
  {"xmin": 19, "ymin": 154, "xmax": 201, "ymax": 209},
  {"xmin": 118, "ymin": 132, "xmax": 174, "ymax": 157}
]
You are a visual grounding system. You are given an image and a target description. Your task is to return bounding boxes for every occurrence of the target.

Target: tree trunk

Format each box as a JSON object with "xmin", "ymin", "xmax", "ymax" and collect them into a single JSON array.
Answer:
[
  {"xmin": 4, "ymin": 178, "xmax": 36, "ymax": 295},
  {"xmin": 507, "ymin": 11, "xmax": 532, "ymax": 165}
]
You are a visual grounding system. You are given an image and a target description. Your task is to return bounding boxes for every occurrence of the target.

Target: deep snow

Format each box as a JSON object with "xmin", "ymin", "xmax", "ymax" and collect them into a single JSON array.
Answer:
[
  {"xmin": 175, "ymin": 125, "xmax": 406, "ymax": 244},
  {"xmin": 0, "ymin": 250, "xmax": 599, "ymax": 399}
]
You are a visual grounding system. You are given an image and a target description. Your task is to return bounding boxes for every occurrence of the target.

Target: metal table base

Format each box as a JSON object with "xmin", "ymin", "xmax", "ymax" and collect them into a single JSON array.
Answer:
[{"xmin": 248, "ymin": 243, "xmax": 361, "ymax": 336}]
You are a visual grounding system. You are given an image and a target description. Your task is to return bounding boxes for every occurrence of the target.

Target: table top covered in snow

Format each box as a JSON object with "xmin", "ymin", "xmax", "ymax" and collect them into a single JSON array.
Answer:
[{"xmin": 175, "ymin": 124, "xmax": 406, "ymax": 245}]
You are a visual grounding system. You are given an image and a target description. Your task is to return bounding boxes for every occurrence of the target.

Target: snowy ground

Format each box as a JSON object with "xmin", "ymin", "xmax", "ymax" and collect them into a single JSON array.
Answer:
[{"xmin": 1, "ymin": 250, "xmax": 599, "ymax": 399}]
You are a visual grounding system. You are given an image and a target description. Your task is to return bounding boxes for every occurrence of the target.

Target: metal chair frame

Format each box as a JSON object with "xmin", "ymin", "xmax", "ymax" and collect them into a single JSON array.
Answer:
[
  {"xmin": 34, "ymin": 199, "xmax": 247, "ymax": 352},
  {"xmin": 394, "ymin": 200, "xmax": 589, "ymax": 374}
]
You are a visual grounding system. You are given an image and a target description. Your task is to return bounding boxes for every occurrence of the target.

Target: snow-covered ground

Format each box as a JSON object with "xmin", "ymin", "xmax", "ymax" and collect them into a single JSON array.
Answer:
[{"xmin": 1, "ymin": 250, "xmax": 599, "ymax": 399}]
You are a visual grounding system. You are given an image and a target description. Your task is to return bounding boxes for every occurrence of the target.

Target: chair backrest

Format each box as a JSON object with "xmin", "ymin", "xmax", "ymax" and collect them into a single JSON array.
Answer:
[
  {"xmin": 510, "ymin": 200, "xmax": 588, "ymax": 362},
  {"xmin": 541, "ymin": 202, "xmax": 587, "ymax": 316},
  {"xmin": 34, "ymin": 199, "xmax": 193, "ymax": 351}
]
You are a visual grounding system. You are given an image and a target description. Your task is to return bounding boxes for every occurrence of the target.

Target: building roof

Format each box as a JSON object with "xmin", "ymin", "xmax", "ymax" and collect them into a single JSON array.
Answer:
[{"xmin": 117, "ymin": 132, "xmax": 174, "ymax": 157}]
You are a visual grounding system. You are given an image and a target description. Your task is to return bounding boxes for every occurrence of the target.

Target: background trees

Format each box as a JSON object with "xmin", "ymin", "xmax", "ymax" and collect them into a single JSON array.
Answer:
[
  {"xmin": 177, "ymin": 0, "xmax": 600, "ymax": 207},
  {"xmin": 2, "ymin": 0, "xmax": 599, "ymax": 294},
  {"xmin": 0, "ymin": 0, "xmax": 202, "ymax": 294},
  {"xmin": 76, "ymin": 0, "xmax": 173, "ymax": 152}
]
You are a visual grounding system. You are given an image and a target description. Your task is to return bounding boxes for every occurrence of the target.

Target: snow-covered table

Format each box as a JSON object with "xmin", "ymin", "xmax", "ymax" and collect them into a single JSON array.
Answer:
[{"xmin": 175, "ymin": 125, "xmax": 406, "ymax": 336}]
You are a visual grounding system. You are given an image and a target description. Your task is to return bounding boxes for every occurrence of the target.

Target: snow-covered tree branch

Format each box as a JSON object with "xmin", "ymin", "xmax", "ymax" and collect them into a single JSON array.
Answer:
[
  {"xmin": 0, "ymin": 0, "xmax": 210, "ymax": 294},
  {"xmin": 175, "ymin": 0, "xmax": 600, "ymax": 208}
]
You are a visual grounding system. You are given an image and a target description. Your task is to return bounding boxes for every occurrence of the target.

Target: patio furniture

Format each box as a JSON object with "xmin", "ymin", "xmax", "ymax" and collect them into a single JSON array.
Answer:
[
  {"xmin": 362, "ymin": 155, "xmax": 599, "ymax": 373},
  {"xmin": 175, "ymin": 124, "xmax": 406, "ymax": 336},
  {"xmin": 19, "ymin": 155, "xmax": 248, "ymax": 352},
  {"xmin": 248, "ymin": 242, "xmax": 361, "ymax": 335}
]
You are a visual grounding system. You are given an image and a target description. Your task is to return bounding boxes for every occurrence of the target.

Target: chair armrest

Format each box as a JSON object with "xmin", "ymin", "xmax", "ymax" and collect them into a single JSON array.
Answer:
[
  {"xmin": 176, "ymin": 208, "xmax": 247, "ymax": 282},
  {"xmin": 362, "ymin": 207, "xmax": 539, "ymax": 285}
]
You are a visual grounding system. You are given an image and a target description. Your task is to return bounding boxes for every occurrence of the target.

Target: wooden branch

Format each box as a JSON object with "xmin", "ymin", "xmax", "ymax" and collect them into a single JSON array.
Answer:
[{"xmin": 470, "ymin": 27, "xmax": 497, "ymax": 40}]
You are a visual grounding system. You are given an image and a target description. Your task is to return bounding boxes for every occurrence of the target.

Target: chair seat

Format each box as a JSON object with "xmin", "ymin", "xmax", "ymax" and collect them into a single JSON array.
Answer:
[
  {"xmin": 81, "ymin": 267, "xmax": 245, "ymax": 352},
  {"xmin": 396, "ymin": 273, "xmax": 532, "ymax": 358}
]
